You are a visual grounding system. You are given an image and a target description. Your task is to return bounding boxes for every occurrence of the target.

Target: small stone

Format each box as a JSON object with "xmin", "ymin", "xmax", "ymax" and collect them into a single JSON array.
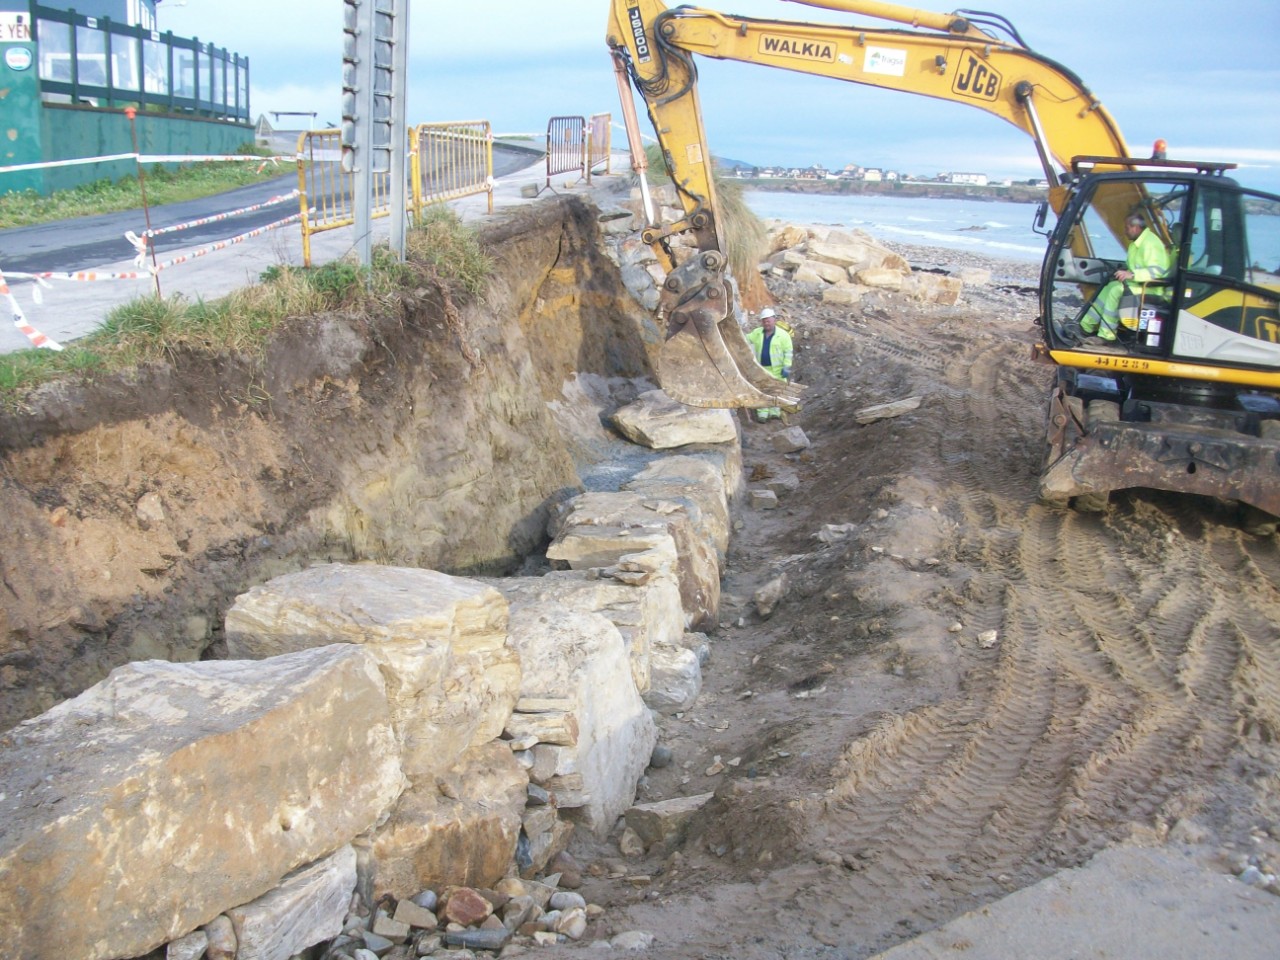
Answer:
[
  {"xmin": 372, "ymin": 914, "xmax": 410, "ymax": 942},
  {"xmin": 360, "ymin": 930, "xmax": 394, "ymax": 955},
  {"xmin": 612, "ymin": 930, "xmax": 656, "ymax": 951},
  {"xmin": 136, "ymin": 491, "xmax": 166, "ymax": 524},
  {"xmin": 549, "ymin": 891, "xmax": 586, "ymax": 911},
  {"xmin": 977, "ymin": 630, "xmax": 999, "ymax": 649},
  {"xmin": 204, "ymin": 916, "xmax": 237, "ymax": 960},
  {"xmin": 527, "ymin": 783, "xmax": 551, "ymax": 806},
  {"xmin": 947, "ymin": 622, "xmax": 964, "ymax": 633},
  {"xmin": 502, "ymin": 894, "xmax": 537, "ymax": 931},
  {"xmin": 750, "ymin": 489, "xmax": 779, "ymax": 510},
  {"xmin": 618, "ymin": 826, "xmax": 646, "ymax": 857},
  {"xmin": 411, "ymin": 890, "xmax": 438, "ymax": 911},
  {"xmin": 649, "ymin": 744, "xmax": 674, "ymax": 769},
  {"xmin": 167, "ymin": 930, "xmax": 209, "ymax": 960},
  {"xmin": 552, "ymin": 906, "xmax": 589, "ymax": 939},
  {"xmin": 442, "ymin": 888, "xmax": 494, "ymax": 927},
  {"xmin": 392, "ymin": 899, "xmax": 438, "ymax": 929},
  {"xmin": 1240, "ymin": 865, "xmax": 1267, "ymax": 886},
  {"xmin": 705, "ymin": 756, "xmax": 725, "ymax": 776}
]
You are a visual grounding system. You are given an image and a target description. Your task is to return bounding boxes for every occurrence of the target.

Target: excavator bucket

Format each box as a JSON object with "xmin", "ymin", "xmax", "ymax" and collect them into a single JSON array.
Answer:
[{"xmin": 657, "ymin": 252, "xmax": 806, "ymax": 409}]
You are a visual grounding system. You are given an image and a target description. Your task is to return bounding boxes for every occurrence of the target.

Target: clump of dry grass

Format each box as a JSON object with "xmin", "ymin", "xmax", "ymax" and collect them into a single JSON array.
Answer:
[{"xmin": 636, "ymin": 143, "xmax": 772, "ymax": 310}]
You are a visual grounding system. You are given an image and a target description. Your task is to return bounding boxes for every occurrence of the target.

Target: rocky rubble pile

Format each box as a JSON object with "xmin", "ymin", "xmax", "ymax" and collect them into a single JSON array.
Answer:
[
  {"xmin": 596, "ymin": 185, "xmax": 992, "ymax": 323},
  {"xmin": 162, "ymin": 850, "xmax": 656, "ymax": 959},
  {"xmin": 760, "ymin": 222, "xmax": 989, "ymax": 306}
]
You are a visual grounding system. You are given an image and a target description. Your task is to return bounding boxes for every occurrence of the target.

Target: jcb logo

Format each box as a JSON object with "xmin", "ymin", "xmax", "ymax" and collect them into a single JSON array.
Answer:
[{"xmin": 952, "ymin": 52, "xmax": 1001, "ymax": 101}]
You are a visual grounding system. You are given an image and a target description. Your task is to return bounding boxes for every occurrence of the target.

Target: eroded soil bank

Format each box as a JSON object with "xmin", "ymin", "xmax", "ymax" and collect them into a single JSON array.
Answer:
[{"xmin": 0, "ymin": 197, "xmax": 658, "ymax": 731}]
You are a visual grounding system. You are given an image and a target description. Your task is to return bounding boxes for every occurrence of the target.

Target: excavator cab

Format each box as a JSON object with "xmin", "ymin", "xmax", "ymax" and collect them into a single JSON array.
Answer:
[
  {"xmin": 1036, "ymin": 161, "xmax": 1280, "ymax": 517},
  {"xmin": 1041, "ymin": 162, "xmax": 1280, "ymax": 368}
]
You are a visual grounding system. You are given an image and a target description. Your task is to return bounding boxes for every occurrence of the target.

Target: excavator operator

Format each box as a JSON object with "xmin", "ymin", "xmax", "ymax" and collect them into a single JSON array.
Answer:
[{"xmin": 1079, "ymin": 213, "xmax": 1173, "ymax": 345}]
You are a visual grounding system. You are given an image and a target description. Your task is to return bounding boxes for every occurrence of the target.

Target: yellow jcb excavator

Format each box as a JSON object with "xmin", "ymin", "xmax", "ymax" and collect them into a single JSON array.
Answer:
[{"xmin": 607, "ymin": 0, "xmax": 1280, "ymax": 524}]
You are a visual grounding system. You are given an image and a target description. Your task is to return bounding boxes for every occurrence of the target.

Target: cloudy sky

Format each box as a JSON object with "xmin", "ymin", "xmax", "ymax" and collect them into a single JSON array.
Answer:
[{"xmin": 158, "ymin": 0, "xmax": 1280, "ymax": 191}]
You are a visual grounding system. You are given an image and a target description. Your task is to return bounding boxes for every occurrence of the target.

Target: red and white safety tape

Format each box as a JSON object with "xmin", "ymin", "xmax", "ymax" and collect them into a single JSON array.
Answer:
[{"xmin": 1, "ymin": 269, "xmax": 62, "ymax": 352}]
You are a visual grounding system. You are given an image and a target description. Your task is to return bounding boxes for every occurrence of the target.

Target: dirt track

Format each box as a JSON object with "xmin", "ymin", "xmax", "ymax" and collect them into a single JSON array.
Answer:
[{"xmin": 560, "ymin": 246, "xmax": 1280, "ymax": 958}]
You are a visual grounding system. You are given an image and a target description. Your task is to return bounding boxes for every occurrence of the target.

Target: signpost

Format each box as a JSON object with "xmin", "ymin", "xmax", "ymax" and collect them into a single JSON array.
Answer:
[{"xmin": 341, "ymin": 0, "xmax": 410, "ymax": 266}]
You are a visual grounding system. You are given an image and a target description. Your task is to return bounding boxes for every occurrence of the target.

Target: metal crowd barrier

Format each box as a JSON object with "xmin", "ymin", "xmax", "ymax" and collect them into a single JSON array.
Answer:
[
  {"xmin": 546, "ymin": 116, "xmax": 587, "ymax": 187},
  {"xmin": 412, "ymin": 121, "xmax": 494, "ymax": 214},
  {"xmin": 587, "ymin": 113, "xmax": 612, "ymax": 183},
  {"xmin": 295, "ymin": 129, "xmax": 393, "ymax": 267}
]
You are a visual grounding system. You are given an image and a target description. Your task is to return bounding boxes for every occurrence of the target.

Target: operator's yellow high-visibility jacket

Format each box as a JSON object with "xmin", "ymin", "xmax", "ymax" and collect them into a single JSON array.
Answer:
[
  {"xmin": 745, "ymin": 325, "xmax": 794, "ymax": 381},
  {"xmin": 1083, "ymin": 227, "xmax": 1173, "ymax": 338}
]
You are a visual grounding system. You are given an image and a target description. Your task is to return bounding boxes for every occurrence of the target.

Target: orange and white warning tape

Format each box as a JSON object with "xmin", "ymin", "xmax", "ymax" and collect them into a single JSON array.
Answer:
[
  {"xmin": 0, "ymin": 269, "xmax": 63, "ymax": 352},
  {"xmin": 4, "ymin": 268, "xmax": 151, "ymax": 282},
  {"xmin": 126, "ymin": 190, "xmax": 303, "ymax": 266},
  {"xmin": 0, "ymin": 152, "xmax": 290, "ymax": 176},
  {"xmin": 140, "ymin": 190, "xmax": 301, "ymax": 239},
  {"xmin": 149, "ymin": 213, "xmax": 302, "ymax": 272}
]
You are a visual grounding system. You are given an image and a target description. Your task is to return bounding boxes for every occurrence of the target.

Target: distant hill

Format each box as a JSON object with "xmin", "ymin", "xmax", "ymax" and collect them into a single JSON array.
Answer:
[{"xmin": 712, "ymin": 156, "xmax": 755, "ymax": 171}]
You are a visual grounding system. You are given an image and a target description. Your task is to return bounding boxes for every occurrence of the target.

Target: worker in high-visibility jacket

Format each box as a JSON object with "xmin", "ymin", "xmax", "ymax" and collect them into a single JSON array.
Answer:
[
  {"xmin": 1080, "ymin": 213, "xmax": 1173, "ymax": 343},
  {"xmin": 745, "ymin": 307, "xmax": 794, "ymax": 421}
]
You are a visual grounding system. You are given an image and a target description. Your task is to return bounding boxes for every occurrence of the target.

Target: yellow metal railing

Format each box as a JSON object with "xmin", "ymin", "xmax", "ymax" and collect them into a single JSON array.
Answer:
[
  {"xmin": 295, "ymin": 129, "xmax": 394, "ymax": 267},
  {"xmin": 587, "ymin": 112, "xmax": 612, "ymax": 182},
  {"xmin": 412, "ymin": 120, "xmax": 494, "ymax": 214}
]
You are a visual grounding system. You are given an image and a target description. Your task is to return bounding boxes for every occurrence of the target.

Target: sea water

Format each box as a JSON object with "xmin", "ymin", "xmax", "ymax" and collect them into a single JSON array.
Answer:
[
  {"xmin": 743, "ymin": 189, "xmax": 1280, "ymax": 271},
  {"xmin": 743, "ymin": 190, "xmax": 1049, "ymax": 263}
]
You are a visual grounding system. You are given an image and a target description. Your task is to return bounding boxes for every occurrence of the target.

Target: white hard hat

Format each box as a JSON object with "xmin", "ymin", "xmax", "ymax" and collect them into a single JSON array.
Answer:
[{"xmin": 759, "ymin": 308, "xmax": 776, "ymax": 320}]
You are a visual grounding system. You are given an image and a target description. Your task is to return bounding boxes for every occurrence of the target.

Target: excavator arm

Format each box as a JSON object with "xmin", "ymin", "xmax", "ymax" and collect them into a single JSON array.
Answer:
[{"xmin": 606, "ymin": 0, "xmax": 1136, "ymax": 408}]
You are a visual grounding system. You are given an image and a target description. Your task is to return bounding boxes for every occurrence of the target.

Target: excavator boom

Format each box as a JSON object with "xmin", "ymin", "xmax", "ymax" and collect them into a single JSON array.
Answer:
[{"xmin": 607, "ymin": 0, "xmax": 1132, "ymax": 409}]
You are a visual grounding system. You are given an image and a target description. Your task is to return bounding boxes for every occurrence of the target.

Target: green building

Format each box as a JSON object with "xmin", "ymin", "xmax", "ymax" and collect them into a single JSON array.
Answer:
[{"xmin": 0, "ymin": 0, "xmax": 250, "ymax": 195}]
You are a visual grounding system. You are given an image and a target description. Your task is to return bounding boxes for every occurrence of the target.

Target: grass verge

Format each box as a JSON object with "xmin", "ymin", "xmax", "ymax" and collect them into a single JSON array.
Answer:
[
  {"xmin": 0, "ymin": 208, "xmax": 492, "ymax": 408},
  {"xmin": 0, "ymin": 145, "xmax": 287, "ymax": 230}
]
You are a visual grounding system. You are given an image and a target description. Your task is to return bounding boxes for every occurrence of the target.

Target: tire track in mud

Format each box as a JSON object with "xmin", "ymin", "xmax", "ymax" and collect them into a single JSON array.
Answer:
[
  {"xmin": 778, "ymin": 311, "xmax": 1280, "ymax": 949},
  {"xmin": 604, "ymin": 294, "xmax": 1280, "ymax": 960}
]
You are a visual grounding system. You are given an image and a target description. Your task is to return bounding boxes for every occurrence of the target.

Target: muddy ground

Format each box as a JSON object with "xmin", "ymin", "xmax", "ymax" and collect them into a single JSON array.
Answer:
[
  {"xmin": 3, "ymin": 207, "xmax": 1278, "ymax": 957},
  {"xmin": 553, "ymin": 244, "xmax": 1280, "ymax": 958}
]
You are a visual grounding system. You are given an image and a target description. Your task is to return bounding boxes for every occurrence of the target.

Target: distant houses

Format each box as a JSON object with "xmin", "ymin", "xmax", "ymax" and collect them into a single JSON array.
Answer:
[
  {"xmin": 720, "ymin": 161, "xmax": 1046, "ymax": 189},
  {"xmin": 727, "ymin": 162, "xmax": 903, "ymax": 182}
]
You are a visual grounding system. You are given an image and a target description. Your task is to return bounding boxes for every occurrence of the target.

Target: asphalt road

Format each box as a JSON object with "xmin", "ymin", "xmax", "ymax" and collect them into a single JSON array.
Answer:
[{"xmin": 0, "ymin": 141, "xmax": 549, "ymax": 277}]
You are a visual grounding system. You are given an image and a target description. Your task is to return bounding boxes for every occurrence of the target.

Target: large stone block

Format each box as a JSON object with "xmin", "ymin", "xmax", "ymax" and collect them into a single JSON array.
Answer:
[
  {"xmin": 623, "ymin": 454, "xmax": 732, "ymax": 559},
  {"xmin": 372, "ymin": 741, "xmax": 528, "ymax": 898},
  {"xmin": 0, "ymin": 647, "xmax": 402, "ymax": 960},
  {"xmin": 488, "ymin": 570, "xmax": 684, "ymax": 696},
  {"xmin": 225, "ymin": 564, "xmax": 520, "ymax": 783},
  {"xmin": 805, "ymin": 240, "xmax": 874, "ymax": 270},
  {"xmin": 505, "ymin": 603, "xmax": 657, "ymax": 836},
  {"xmin": 609, "ymin": 389, "xmax": 738, "ymax": 449},
  {"xmin": 904, "ymin": 273, "xmax": 964, "ymax": 305},
  {"xmin": 547, "ymin": 491, "xmax": 720, "ymax": 630},
  {"xmin": 854, "ymin": 266, "xmax": 907, "ymax": 290}
]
